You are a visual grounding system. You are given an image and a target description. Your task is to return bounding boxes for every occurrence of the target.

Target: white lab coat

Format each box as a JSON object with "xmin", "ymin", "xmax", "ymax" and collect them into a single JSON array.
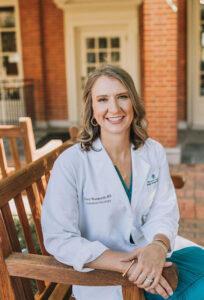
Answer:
[{"xmin": 41, "ymin": 137, "xmax": 180, "ymax": 300}]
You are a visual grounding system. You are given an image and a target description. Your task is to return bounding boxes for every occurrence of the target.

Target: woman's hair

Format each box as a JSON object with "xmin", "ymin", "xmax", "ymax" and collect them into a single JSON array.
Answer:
[{"xmin": 79, "ymin": 65, "xmax": 148, "ymax": 151}]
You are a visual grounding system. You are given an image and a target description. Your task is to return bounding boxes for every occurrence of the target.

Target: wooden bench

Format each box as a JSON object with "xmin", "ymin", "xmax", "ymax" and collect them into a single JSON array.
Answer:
[
  {"xmin": 0, "ymin": 142, "xmax": 179, "ymax": 300},
  {"xmin": 0, "ymin": 117, "xmax": 62, "ymax": 179}
]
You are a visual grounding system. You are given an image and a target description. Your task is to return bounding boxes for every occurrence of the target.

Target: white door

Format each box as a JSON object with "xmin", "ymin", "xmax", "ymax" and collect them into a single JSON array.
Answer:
[
  {"xmin": 76, "ymin": 26, "xmax": 129, "ymax": 121},
  {"xmin": 189, "ymin": 1, "xmax": 204, "ymax": 128}
]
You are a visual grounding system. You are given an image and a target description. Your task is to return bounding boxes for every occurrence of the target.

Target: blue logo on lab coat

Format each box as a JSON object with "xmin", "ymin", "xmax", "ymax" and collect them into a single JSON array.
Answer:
[{"xmin": 147, "ymin": 174, "xmax": 158, "ymax": 186}]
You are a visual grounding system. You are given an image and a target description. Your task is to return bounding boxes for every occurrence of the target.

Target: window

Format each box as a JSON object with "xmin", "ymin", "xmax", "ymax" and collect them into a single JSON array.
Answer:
[
  {"xmin": 0, "ymin": 6, "xmax": 19, "ymax": 78},
  {"xmin": 85, "ymin": 36, "xmax": 121, "ymax": 75}
]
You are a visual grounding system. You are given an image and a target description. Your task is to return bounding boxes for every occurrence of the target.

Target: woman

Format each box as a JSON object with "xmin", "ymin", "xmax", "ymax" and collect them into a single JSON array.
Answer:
[{"xmin": 41, "ymin": 65, "xmax": 204, "ymax": 300}]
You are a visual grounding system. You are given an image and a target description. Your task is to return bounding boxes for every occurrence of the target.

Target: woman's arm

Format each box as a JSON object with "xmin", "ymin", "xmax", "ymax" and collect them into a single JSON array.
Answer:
[
  {"xmin": 41, "ymin": 152, "xmax": 108, "ymax": 272},
  {"xmin": 85, "ymin": 249, "xmax": 132, "ymax": 273}
]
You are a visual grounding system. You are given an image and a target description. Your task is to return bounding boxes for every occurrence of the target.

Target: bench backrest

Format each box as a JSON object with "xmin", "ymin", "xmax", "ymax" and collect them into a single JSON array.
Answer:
[
  {"xmin": 0, "ymin": 117, "xmax": 63, "ymax": 179},
  {"xmin": 0, "ymin": 141, "xmax": 179, "ymax": 300}
]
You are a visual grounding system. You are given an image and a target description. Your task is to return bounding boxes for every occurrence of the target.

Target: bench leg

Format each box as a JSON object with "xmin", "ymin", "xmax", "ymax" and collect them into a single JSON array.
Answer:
[{"xmin": 122, "ymin": 286, "xmax": 145, "ymax": 300}]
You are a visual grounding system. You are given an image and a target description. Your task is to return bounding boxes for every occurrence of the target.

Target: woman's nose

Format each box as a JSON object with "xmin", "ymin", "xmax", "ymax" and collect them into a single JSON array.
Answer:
[{"xmin": 108, "ymin": 98, "xmax": 121, "ymax": 113}]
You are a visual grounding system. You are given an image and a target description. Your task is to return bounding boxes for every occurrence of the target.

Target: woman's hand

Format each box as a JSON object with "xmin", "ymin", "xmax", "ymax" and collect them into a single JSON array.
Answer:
[
  {"xmin": 143, "ymin": 274, "xmax": 174, "ymax": 299},
  {"xmin": 121, "ymin": 244, "xmax": 174, "ymax": 298}
]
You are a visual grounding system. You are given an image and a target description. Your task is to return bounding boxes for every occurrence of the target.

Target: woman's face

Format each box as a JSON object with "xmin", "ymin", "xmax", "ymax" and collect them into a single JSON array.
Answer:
[{"xmin": 91, "ymin": 76, "xmax": 134, "ymax": 137}]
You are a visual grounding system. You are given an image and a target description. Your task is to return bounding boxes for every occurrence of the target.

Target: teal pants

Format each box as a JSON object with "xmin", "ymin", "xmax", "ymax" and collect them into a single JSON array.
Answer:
[{"xmin": 144, "ymin": 247, "xmax": 204, "ymax": 300}]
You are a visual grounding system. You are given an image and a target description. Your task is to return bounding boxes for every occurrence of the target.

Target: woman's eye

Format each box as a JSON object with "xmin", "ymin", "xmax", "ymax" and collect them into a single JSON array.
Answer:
[
  {"xmin": 118, "ymin": 95, "xmax": 128, "ymax": 99},
  {"xmin": 98, "ymin": 98, "xmax": 108, "ymax": 102}
]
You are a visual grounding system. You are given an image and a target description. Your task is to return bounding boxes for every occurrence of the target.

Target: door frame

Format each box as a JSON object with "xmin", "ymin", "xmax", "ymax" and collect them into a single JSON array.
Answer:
[
  {"xmin": 61, "ymin": 1, "xmax": 142, "ymax": 123},
  {"xmin": 187, "ymin": 0, "xmax": 204, "ymax": 129}
]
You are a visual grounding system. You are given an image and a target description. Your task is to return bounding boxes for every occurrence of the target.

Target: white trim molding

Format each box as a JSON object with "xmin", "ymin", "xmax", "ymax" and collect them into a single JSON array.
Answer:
[
  {"xmin": 165, "ymin": 147, "xmax": 181, "ymax": 165},
  {"xmin": 35, "ymin": 120, "xmax": 75, "ymax": 129},
  {"xmin": 54, "ymin": 0, "xmax": 143, "ymax": 10},
  {"xmin": 178, "ymin": 121, "xmax": 188, "ymax": 130}
]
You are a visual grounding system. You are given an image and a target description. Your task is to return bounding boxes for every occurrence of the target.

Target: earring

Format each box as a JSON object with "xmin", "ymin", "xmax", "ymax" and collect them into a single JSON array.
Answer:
[{"xmin": 91, "ymin": 117, "xmax": 98, "ymax": 127}]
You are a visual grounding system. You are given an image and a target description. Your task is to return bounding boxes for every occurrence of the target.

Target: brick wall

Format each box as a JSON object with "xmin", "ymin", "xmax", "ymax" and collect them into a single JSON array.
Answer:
[
  {"xmin": 19, "ymin": 0, "xmax": 67, "ymax": 122},
  {"xmin": 177, "ymin": 0, "xmax": 187, "ymax": 121},
  {"xmin": 19, "ymin": 0, "xmax": 46, "ymax": 121},
  {"xmin": 141, "ymin": 0, "xmax": 178, "ymax": 147},
  {"xmin": 41, "ymin": 0, "xmax": 67, "ymax": 121}
]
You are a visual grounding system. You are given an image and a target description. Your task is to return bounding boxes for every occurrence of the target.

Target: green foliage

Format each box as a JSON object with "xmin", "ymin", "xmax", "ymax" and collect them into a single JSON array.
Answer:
[
  {"xmin": 14, "ymin": 217, "xmax": 41, "ymax": 254},
  {"xmin": 14, "ymin": 217, "xmax": 41, "ymax": 294}
]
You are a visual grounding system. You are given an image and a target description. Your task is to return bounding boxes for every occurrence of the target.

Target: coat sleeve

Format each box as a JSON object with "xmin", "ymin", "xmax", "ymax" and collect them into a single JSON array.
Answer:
[
  {"xmin": 140, "ymin": 144, "xmax": 180, "ymax": 252},
  {"xmin": 41, "ymin": 151, "xmax": 108, "ymax": 272}
]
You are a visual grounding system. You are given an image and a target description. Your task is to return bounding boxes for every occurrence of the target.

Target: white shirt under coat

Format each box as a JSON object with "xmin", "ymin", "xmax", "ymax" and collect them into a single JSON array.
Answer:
[{"xmin": 41, "ymin": 137, "xmax": 180, "ymax": 300}]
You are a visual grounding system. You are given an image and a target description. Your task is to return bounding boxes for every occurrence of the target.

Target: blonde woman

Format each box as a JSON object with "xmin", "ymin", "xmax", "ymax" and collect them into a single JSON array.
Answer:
[{"xmin": 42, "ymin": 65, "xmax": 204, "ymax": 300}]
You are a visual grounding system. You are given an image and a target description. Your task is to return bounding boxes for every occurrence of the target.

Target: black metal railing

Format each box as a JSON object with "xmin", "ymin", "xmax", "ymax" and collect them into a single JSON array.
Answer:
[{"xmin": 0, "ymin": 79, "xmax": 35, "ymax": 125}]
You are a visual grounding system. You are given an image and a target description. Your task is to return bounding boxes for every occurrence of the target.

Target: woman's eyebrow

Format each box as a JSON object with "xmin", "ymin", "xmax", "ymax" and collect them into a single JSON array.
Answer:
[
  {"xmin": 96, "ymin": 94, "xmax": 108, "ymax": 98},
  {"xmin": 117, "ymin": 92, "xmax": 128, "ymax": 95},
  {"xmin": 96, "ymin": 92, "xmax": 128, "ymax": 98}
]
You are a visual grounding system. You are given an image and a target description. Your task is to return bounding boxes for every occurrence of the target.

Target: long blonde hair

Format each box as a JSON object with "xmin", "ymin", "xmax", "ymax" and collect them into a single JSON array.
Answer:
[{"xmin": 79, "ymin": 65, "xmax": 148, "ymax": 151}]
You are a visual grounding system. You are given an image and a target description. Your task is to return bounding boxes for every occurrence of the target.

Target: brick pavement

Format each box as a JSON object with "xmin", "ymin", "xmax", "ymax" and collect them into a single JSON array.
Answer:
[{"xmin": 170, "ymin": 164, "xmax": 204, "ymax": 246}]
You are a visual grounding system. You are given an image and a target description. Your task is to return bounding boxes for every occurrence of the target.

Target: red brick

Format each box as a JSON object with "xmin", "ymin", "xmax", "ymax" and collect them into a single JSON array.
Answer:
[
  {"xmin": 178, "ymin": 199, "xmax": 196, "ymax": 219},
  {"xmin": 195, "ymin": 204, "xmax": 204, "ymax": 219},
  {"xmin": 140, "ymin": 0, "xmax": 179, "ymax": 147}
]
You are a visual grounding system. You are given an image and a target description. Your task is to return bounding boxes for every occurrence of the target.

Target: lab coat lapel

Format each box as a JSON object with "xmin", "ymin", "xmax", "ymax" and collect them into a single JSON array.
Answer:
[{"xmin": 131, "ymin": 144, "xmax": 151, "ymax": 211}]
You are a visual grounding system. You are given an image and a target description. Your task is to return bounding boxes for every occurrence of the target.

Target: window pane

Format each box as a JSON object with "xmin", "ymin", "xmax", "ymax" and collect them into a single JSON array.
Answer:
[
  {"xmin": 200, "ymin": 60, "xmax": 204, "ymax": 71},
  {"xmin": 86, "ymin": 38, "xmax": 95, "ymax": 49},
  {"xmin": 0, "ymin": 7, "xmax": 15, "ymax": 28},
  {"xmin": 201, "ymin": 6, "xmax": 204, "ymax": 21},
  {"xmin": 111, "ymin": 38, "xmax": 120, "ymax": 48},
  {"xmin": 4, "ymin": 87, "xmax": 20, "ymax": 101},
  {"xmin": 87, "ymin": 53, "xmax": 95, "ymax": 63},
  {"xmin": 200, "ymin": 75, "xmax": 204, "ymax": 96},
  {"xmin": 111, "ymin": 52, "xmax": 120, "ymax": 62},
  {"xmin": 99, "ymin": 52, "xmax": 107, "ymax": 63},
  {"xmin": 2, "ymin": 32, "xmax": 16, "ymax": 52},
  {"xmin": 3, "ymin": 56, "xmax": 18, "ymax": 75},
  {"xmin": 99, "ymin": 38, "xmax": 107, "ymax": 48},
  {"xmin": 87, "ymin": 66, "xmax": 95, "ymax": 74}
]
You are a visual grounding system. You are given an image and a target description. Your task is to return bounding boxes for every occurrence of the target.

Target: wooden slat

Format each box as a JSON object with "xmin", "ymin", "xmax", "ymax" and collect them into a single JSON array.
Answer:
[
  {"xmin": 14, "ymin": 193, "xmax": 46, "ymax": 294},
  {"xmin": 45, "ymin": 171, "xmax": 51, "ymax": 184},
  {"xmin": 19, "ymin": 117, "xmax": 36, "ymax": 163},
  {"xmin": 14, "ymin": 194, "xmax": 37, "ymax": 254},
  {"xmin": 122, "ymin": 286, "xmax": 145, "ymax": 300},
  {"xmin": 36, "ymin": 178, "xmax": 46, "ymax": 204},
  {"xmin": 0, "ymin": 212, "xmax": 30, "ymax": 300},
  {"xmin": 0, "ymin": 141, "xmax": 71, "ymax": 207},
  {"xmin": 9, "ymin": 138, "xmax": 21, "ymax": 170},
  {"xmin": 26, "ymin": 185, "xmax": 48, "ymax": 255},
  {"xmin": 35, "ymin": 283, "xmax": 57, "ymax": 300},
  {"xmin": 69, "ymin": 126, "xmax": 79, "ymax": 142},
  {"xmin": 1, "ymin": 204, "xmax": 21, "ymax": 252},
  {"xmin": 0, "ymin": 240, "xmax": 16, "ymax": 300},
  {"xmin": 0, "ymin": 138, "xmax": 8, "ymax": 178},
  {"xmin": 0, "ymin": 127, "xmax": 21, "ymax": 138},
  {"xmin": 47, "ymin": 284, "xmax": 71, "ymax": 300},
  {"xmin": 0, "ymin": 206, "xmax": 35, "ymax": 299}
]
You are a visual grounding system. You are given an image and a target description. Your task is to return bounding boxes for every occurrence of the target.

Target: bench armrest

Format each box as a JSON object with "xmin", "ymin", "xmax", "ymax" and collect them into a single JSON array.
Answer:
[
  {"xmin": 5, "ymin": 252, "xmax": 178, "ymax": 290},
  {"xmin": 34, "ymin": 140, "xmax": 63, "ymax": 160}
]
